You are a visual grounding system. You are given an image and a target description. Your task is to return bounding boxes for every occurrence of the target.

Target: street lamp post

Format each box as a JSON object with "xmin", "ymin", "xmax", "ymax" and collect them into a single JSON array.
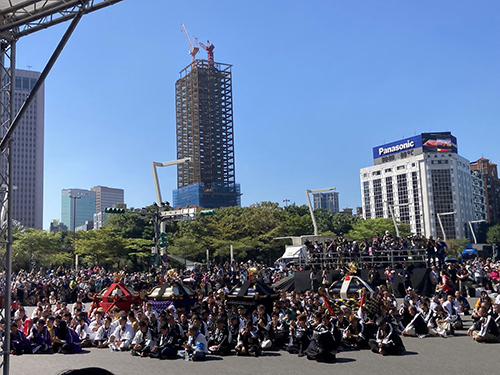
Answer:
[
  {"xmin": 283, "ymin": 199, "xmax": 290, "ymax": 207},
  {"xmin": 387, "ymin": 202, "xmax": 410, "ymax": 238},
  {"xmin": 468, "ymin": 220, "xmax": 486, "ymax": 244},
  {"xmin": 436, "ymin": 211, "xmax": 456, "ymax": 242},
  {"xmin": 151, "ymin": 157, "xmax": 191, "ymax": 266},
  {"xmin": 305, "ymin": 187, "xmax": 336, "ymax": 236},
  {"xmin": 69, "ymin": 194, "xmax": 81, "ymax": 269}
]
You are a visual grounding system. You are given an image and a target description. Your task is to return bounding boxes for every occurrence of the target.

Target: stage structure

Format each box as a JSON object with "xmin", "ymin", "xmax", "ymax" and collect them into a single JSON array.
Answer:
[{"xmin": 0, "ymin": 1, "xmax": 123, "ymax": 373}]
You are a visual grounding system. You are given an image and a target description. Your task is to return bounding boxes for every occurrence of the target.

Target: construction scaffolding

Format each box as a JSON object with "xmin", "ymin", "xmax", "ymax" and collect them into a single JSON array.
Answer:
[{"xmin": 174, "ymin": 59, "xmax": 240, "ymax": 208}]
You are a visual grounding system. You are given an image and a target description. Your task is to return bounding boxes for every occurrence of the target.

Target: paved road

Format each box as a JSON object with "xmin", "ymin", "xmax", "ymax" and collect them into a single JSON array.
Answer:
[{"xmin": 8, "ymin": 313, "xmax": 499, "ymax": 375}]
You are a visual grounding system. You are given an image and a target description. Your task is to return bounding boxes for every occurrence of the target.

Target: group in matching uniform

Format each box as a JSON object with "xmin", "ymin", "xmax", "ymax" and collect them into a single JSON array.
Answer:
[{"xmin": 4, "ymin": 277, "xmax": 500, "ymax": 363}]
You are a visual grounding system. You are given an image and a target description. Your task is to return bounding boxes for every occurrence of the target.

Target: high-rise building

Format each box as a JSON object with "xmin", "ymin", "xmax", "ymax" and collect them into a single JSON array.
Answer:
[
  {"xmin": 470, "ymin": 169, "xmax": 487, "ymax": 221},
  {"xmin": 470, "ymin": 157, "xmax": 500, "ymax": 223},
  {"xmin": 173, "ymin": 59, "xmax": 241, "ymax": 208},
  {"xmin": 360, "ymin": 132, "xmax": 479, "ymax": 239},
  {"xmin": 61, "ymin": 188, "xmax": 96, "ymax": 231},
  {"xmin": 91, "ymin": 185, "xmax": 124, "ymax": 213},
  {"xmin": 91, "ymin": 185, "xmax": 124, "ymax": 229},
  {"xmin": 8, "ymin": 69, "xmax": 44, "ymax": 229},
  {"xmin": 312, "ymin": 191, "xmax": 340, "ymax": 213}
]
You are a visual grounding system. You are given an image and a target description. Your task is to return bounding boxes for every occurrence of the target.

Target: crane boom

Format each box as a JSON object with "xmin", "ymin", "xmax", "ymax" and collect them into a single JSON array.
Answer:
[
  {"xmin": 180, "ymin": 22, "xmax": 199, "ymax": 62},
  {"xmin": 180, "ymin": 23, "xmax": 193, "ymax": 49}
]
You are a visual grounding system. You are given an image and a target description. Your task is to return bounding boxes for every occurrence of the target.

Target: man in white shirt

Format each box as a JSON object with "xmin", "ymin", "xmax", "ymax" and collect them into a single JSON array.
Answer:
[{"xmin": 109, "ymin": 314, "xmax": 135, "ymax": 351}]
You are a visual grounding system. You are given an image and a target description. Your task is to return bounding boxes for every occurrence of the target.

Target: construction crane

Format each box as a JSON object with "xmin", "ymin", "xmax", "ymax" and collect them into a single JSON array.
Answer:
[
  {"xmin": 199, "ymin": 40, "xmax": 215, "ymax": 65},
  {"xmin": 181, "ymin": 23, "xmax": 199, "ymax": 63}
]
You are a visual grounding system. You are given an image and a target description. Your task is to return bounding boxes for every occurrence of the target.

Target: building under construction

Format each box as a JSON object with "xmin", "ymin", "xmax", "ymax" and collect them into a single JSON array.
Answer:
[{"xmin": 173, "ymin": 59, "xmax": 241, "ymax": 208}]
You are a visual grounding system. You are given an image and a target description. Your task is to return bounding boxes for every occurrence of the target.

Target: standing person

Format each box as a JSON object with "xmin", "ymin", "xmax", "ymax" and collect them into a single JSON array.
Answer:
[
  {"xmin": 456, "ymin": 263, "xmax": 471, "ymax": 297},
  {"xmin": 398, "ymin": 265, "xmax": 413, "ymax": 290},
  {"xmin": 385, "ymin": 266, "xmax": 396, "ymax": 296},
  {"xmin": 310, "ymin": 269, "xmax": 318, "ymax": 293},
  {"xmin": 435, "ymin": 237, "xmax": 447, "ymax": 268},
  {"xmin": 429, "ymin": 265, "xmax": 440, "ymax": 292},
  {"xmin": 439, "ymin": 269, "xmax": 454, "ymax": 296},
  {"xmin": 426, "ymin": 236, "xmax": 436, "ymax": 268}
]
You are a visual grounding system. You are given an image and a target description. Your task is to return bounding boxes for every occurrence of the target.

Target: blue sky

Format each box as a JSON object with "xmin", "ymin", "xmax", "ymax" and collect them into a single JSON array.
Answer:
[{"xmin": 12, "ymin": 0, "xmax": 500, "ymax": 229}]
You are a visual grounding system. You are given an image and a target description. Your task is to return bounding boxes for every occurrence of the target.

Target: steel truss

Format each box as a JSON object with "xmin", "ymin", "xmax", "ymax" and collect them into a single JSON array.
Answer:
[{"xmin": 0, "ymin": 1, "xmax": 123, "ymax": 373}]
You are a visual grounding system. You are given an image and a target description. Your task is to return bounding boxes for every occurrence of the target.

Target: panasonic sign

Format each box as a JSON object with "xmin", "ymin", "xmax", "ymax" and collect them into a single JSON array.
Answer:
[
  {"xmin": 372, "ymin": 135, "xmax": 423, "ymax": 161},
  {"xmin": 378, "ymin": 139, "xmax": 415, "ymax": 156}
]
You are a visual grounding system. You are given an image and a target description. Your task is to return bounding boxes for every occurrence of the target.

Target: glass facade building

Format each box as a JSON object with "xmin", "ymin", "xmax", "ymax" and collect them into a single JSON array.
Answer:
[
  {"xmin": 61, "ymin": 188, "xmax": 96, "ymax": 231},
  {"xmin": 312, "ymin": 191, "xmax": 340, "ymax": 213}
]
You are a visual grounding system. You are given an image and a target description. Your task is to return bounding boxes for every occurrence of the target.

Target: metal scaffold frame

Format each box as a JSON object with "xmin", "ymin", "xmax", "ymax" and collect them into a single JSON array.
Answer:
[
  {"xmin": 0, "ymin": 1, "xmax": 123, "ymax": 373},
  {"xmin": 175, "ymin": 59, "xmax": 239, "ymax": 208},
  {"xmin": 175, "ymin": 60, "xmax": 237, "ymax": 205}
]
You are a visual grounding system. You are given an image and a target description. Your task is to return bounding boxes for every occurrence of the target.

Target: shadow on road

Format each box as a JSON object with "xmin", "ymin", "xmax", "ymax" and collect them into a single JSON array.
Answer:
[
  {"xmin": 335, "ymin": 357, "xmax": 356, "ymax": 363},
  {"xmin": 205, "ymin": 356, "xmax": 224, "ymax": 361},
  {"xmin": 262, "ymin": 352, "xmax": 282, "ymax": 357}
]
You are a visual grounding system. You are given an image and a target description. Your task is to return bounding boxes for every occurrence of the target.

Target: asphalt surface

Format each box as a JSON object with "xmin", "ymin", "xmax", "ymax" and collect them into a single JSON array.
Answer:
[{"xmin": 8, "ymin": 307, "xmax": 499, "ymax": 375}]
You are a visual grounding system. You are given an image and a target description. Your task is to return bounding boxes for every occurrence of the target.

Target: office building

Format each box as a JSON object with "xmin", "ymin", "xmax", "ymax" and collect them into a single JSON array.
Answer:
[
  {"xmin": 6, "ymin": 69, "xmax": 44, "ymax": 229},
  {"xmin": 91, "ymin": 185, "xmax": 124, "ymax": 213},
  {"xmin": 360, "ymin": 132, "xmax": 478, "ymax": 239},
  {"xmin": 312, "ymin": 191, "xmax": 340, "ymax": 213},
  {"xmin": 173, "ymin": 59, "xmax": 241, "ymax": 208},
  {"xmin": 49, "ymin": 219, "xmax": 67, "ymax": 232},
  {"xmin": 61, "ymin": 188, "xmax": 96, "ymax": 231},
  {"xmin": 470, "ymin": 169, "xmax": 487, "ymax": 221},
  {"xmin": 470, "ymin": 157, "xmax": 500, "ymax": 223}
]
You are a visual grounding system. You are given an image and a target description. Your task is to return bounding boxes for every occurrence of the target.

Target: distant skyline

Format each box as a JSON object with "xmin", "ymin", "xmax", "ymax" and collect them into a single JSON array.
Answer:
[{"xmin": 9, "ymin": 0, "xmax": 498, "ymax": 229}]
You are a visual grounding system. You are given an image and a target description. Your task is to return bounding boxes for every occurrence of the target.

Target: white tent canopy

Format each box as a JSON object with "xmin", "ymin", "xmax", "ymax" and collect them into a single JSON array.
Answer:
[{"xmin": 280, "ymin": 245, "xmax": 307, "ymax": 260}]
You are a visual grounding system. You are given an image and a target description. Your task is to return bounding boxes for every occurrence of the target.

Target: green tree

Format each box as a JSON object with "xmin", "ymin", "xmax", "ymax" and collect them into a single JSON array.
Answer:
[
  {"xmin": 348, "ymin": 218, "xmax": 412, "ymax": 240},
  {"xmin": 331, "ymin": 213, "xmax": 358, "ymax": 235},
  {"xmin": 283, "ymin": 204, "xmax": 312, "ymax": 236},
  {"xmin": 11, "ymin": 228, "xmax": 67, "ymax": 271},
  {"xmin": 73, "ymin": 227, "xmax": 127, "ymax": 269},
  {"xmin": 487, "ymin": 223, "xmax": 500, "ymax": 246}
]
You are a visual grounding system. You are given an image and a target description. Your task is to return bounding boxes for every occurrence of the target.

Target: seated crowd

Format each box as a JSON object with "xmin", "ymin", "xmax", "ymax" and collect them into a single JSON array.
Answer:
[{"xmin": 5, "ymin": 276, "xmax": 500, "ymax": 362}]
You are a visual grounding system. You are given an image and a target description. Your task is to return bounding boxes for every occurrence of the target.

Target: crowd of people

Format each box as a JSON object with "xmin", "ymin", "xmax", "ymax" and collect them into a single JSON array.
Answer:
[
  {"xmin": 1, "ymin": 231, "xmax": 500, "ymax": 365},
  {"xmin": 3, "ymin": 262, "xmax": 500, "ymax": 364}
]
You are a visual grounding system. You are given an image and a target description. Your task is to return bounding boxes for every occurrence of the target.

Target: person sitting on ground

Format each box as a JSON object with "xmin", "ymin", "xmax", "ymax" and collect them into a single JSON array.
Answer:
[
  {"xmin": 130, "ymin": 320, "xmax": 155, "ymax": 357},
  {"xmin": 428, "ymin": 305, "xmax": 453, "ymax": 337},
  {"xmin": 307, "ymin": 314, "xmax": 337, "ymax": 362},
  {"xmin": 10, "ymin": 322, "xmax": 32, "ymax": 355},
  {"xmin": 149, "ymin": 322, "xmax": 177, "ymax": 359},
  {"xmin": 235, "ymin": 320, "xmax": 261, "ymax": 357},
  {"xmin": 442, "ymin": 294, "xmax": 463, "ymax": 330},
  {"xmin": 28, "ymin": 318, "xmax": 52, "ymax": 353},
  {"xmin": 109, "ymin": 314, "xmax": 134, "ymax": 352},
  {"xmin": 52, "ymin": 320, "xmax": 81, "ymax": 354},
  {"xmin": 180, "ymin": 325, "xmax": 208, "ymax": 361},
  {"xmin": 93, "ymin": 316, "xmax": 113, "ymax": 348},
  {"xmin": 269, "ymin": 312, "xmax": 289, "ymax": 349},
  {"xmin": 207, "ymin": 317, "xmax": 232, "ymax": 356},
  {"xmin": 342, "ymin": 315, "xmax": 368, "ymax": 350},
  {"xmin": 474, "ymin": 291, "xmax": 492, "ymax": 314},
  {"xmin": 402, "ymin": 306, "xmax": 428, "ymax": 338},
  {"xmin": 369, "ymin": 318, "xmax": 405, "ymax": 356},
  {"xmin": 467, "ymin": 306, "xmax": 500, "ymax": 343},
  {"xmin": 454, "ymin": 290, "xmax": 470, "ymax": 315},
  {"xmin": 75, "ymin": 315, "xmax": 93, "ymax": 348}
]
